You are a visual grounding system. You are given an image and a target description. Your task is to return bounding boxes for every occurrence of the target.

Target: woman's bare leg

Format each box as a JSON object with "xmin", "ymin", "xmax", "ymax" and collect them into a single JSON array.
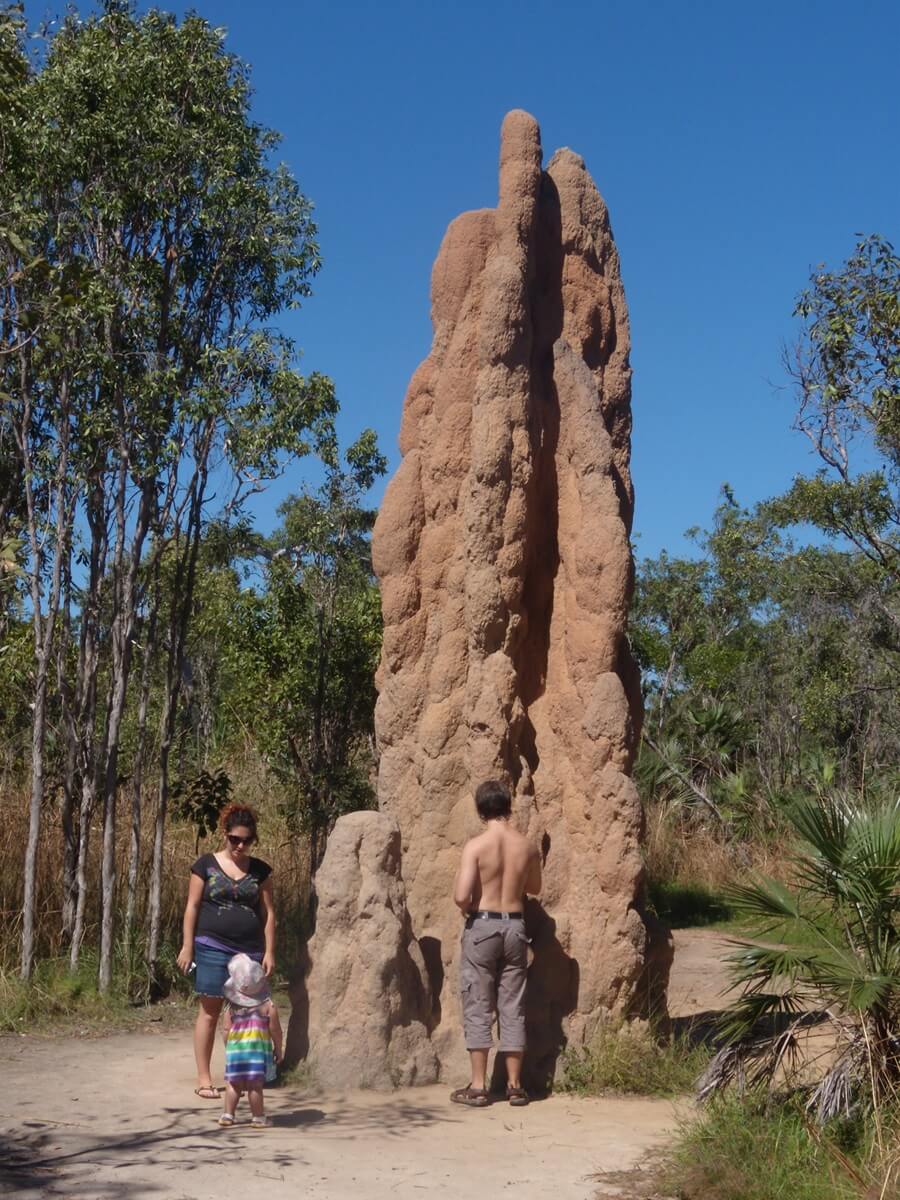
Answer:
[{"xmin": 194, "ymin": 995, "xmax": 224, "ymax": 1089}]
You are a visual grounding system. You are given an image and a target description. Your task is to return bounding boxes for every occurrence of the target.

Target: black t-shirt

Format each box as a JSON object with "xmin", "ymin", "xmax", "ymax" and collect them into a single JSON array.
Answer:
[{"xmin": 190, "ymin": 852, "xmax": 272, "ymax": 954}]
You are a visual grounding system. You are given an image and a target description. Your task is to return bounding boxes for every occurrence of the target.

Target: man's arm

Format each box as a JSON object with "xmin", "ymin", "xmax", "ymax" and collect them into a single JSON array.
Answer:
[
  {"xmin": 453, "ymin": 841, "xmax": 479, "ymax": 913},
  {"xmin": 525, "ymin": 845, "xmax": 542, "ymax": 897}
]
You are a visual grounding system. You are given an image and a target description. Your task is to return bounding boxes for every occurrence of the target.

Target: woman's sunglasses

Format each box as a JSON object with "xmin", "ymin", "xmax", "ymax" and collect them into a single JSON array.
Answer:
[{"xmin": 226, "ymin": 833, "xmax": 255, "ymax": 848}]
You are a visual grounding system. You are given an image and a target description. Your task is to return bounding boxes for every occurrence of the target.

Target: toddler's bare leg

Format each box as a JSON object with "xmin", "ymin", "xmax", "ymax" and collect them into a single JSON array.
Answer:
[
  {"xmin": 247, "ymin": 1085, "xmax": 265, "ymax": 1120},
  {"xmin": 223, "ymin": 1082, "xmax": 241, "ymax": 1118}
]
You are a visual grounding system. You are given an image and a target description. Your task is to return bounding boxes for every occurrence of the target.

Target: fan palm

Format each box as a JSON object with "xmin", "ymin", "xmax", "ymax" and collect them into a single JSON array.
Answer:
[{"xmin": 697, "ymin": 792, "xmax": 900, "ymax": 1120}]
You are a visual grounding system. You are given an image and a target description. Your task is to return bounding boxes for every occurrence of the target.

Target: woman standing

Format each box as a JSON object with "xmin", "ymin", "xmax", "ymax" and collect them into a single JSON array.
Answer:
[{"xmin": 177, "ymin": 803, "xmax": 276, "ymax": 1099}]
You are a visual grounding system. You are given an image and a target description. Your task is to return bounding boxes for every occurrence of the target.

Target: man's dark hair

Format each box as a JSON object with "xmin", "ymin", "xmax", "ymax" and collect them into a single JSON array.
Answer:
[{"xmin": 475, "ymin": 779, "xmax": 512, "ymax": 821}]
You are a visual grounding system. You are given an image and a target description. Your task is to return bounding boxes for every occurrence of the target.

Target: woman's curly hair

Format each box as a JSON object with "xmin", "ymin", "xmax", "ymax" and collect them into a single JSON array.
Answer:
[{"xmin": 220, "ymin": 802, "xmax": 258, "ymax": 839}]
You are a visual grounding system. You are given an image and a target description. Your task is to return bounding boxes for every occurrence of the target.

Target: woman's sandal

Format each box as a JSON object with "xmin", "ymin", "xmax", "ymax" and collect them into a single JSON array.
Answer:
[
  {"xmin": 506, "ymin": 1085, "xmax": 530, "ymax": 1107},
  {"xmin": 250, "ymin": 1116, "xmax": 271, "ymax": 1129},
  {"xmin": 217, "ymin": 1113, "xmax": 235, "ymax": 1127},
  {"xmin": 195, "ymin": 1085, "xmax": 222, "ymax": 1100},
  {"xmin": 449, "ymin": 1085, "xmax": 489, "ymax": 1107}
]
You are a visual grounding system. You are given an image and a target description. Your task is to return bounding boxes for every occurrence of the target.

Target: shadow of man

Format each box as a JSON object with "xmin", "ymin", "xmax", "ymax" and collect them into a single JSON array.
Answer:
[{"xmin": 283, "ymin": 938, "xmax": 310, "ymax": 1068}]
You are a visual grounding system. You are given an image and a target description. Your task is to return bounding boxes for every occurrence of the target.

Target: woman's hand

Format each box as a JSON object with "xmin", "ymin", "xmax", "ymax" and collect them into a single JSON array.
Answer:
[
  {"xmin": 262, "ymin": 952, "xmax": 275, "ymax": 977},
  {"xmin": 176, "ymin": 944, "xmax": 193, "ymax": 975}
]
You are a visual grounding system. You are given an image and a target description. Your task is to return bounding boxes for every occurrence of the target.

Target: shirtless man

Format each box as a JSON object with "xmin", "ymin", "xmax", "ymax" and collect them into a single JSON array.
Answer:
[{"xmin": 450, "ymin": 779, "xmax": 541, "ymax": 1108}]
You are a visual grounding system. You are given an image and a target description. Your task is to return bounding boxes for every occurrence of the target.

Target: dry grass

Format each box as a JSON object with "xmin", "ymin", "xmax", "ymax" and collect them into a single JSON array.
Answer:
[
  {"xmin": 643, "ymin": 802, "xmax": 795, "ymax": 926},
  {"xmin": 560, "ymin": 1018, "xmax": 711, "ymax": 1097},
  {"xmin": 0, "ymin": 745, "xmax": 312, "ymax": 978},
  {"xmin": 644, "ymin": 803, "xmax": 791, "ymax": 891}
]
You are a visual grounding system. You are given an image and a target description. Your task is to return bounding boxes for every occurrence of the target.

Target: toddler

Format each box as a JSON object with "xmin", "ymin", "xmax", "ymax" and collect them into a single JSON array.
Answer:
[{"xmin": 218, "ymin": 953, "xmax": 283, "ymax": 1128}]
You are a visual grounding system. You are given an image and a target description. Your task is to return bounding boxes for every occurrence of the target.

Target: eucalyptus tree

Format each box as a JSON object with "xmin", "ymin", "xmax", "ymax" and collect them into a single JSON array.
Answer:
[
  {"xmin": 6, "ymin": 3, "xmax": 336, "ymax": 985},
  {"xmin": 778, "ymin": 235, "xmax": 900, "ymax": 567},
  {"xmin": 227, "ymin": 432, "xmax": 386, "ymax": 871},
  {"xmin": 1, "ymin": 2, "xmax": 31, "ymax": 569},
  {"xmin": 1, "ymin": 3, "xmax": 83, "ymax": 978}
]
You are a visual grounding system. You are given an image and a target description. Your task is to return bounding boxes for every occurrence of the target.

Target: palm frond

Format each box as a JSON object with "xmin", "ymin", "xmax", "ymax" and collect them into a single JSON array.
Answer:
[
  {"xmin": 708, "ymin": 791, "xmax": 900, "ymax": 1120},
  {"xmin": 808, "ymin": 958, "xmax": 900, "ymax": 1012},
  {"xmin": 724, "ymin": 941, "xmax": 820, "ymax": 992},
  {"xmin": 788, "ymin": 795, "xmax": 850, "ymax": 873},
  {"xmin": 806, "ymin": 1037, "xmax": 868, "ymax": 1122},
  {"xmin": 725, "ymin": 877, "xmax": 801, "ymax": 925},
  {"xmin": 696, "ymin": 1042, "xmax": 747, "ymax": 1102},
  {"xmin": 841, "ymin": 806, "xmax": 900, "ymax": 912},
  {"xmin": 717, "ymin": 989, "xmax": 805, "ymax": 1043},
  {"xmin": 698, "ymin": 1010, "xmax": 824, "ymax": 1101}
]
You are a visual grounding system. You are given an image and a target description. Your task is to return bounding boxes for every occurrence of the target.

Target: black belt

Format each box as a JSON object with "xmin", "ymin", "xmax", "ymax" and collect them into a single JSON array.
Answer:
[{"xmin": 469, "ymin": 910, "xmax": 524, "ymax": 920}]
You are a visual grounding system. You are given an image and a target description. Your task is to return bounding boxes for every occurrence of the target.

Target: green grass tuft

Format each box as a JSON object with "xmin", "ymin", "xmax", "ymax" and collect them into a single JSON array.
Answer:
[
  {"xmin": 0, "ymin": 946, "xmax": 195, "ymax": 1035},
  {"xmin": 665, "ymin": 1094, "xmax": 885, "ymax": 1200},
  {"xmin": 559, "ymin": 1020, "xmax": 711, "ymax": 1097}
]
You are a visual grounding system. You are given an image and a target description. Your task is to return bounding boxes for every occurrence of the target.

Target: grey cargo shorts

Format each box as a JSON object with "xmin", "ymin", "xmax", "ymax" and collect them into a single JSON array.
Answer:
[{"xmin": 459, "ymin": 914, "xmax": 529, "ymax": 1052}]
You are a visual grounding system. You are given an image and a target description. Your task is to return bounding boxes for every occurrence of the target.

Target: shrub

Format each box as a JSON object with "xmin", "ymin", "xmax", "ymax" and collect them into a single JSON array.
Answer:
[
  {"xmin": 560, "ymin": 1020, "xmax": 711, "ymax": 1097},
  {"xmin": 701, "ymin": 792, "xmax": 900, "ymax": 1119},
  {"xmin": 667, "ymin": 1095, "xmax": 866, "ymax": 1200}
]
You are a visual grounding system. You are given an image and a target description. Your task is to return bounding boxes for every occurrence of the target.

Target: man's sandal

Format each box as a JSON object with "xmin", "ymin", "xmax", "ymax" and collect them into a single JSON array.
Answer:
[
  {"xmin": 195, "ymin": 1085, "xmax": 221, "ymax": 1100},
  {"xmin": 506, "ymin": 1085, "xmax": 529, "ymax": 1107},
  {"xmin": 450, "ymin": 1085, "xmax": 489, "ymax": 1107}
]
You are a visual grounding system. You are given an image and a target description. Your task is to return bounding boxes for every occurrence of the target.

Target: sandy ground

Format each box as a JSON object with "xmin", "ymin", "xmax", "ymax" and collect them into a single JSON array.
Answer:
[
  {"xmin": 1, "ymin": 930, "xmax": 730, "ymax": 1200},
  {"xmin": 666, "ymin": 928, "xmax": 733, "ymax": 1018}
]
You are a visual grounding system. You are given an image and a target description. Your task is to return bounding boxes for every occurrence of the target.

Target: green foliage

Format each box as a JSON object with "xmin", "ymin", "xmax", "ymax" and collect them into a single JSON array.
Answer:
[
  {"xmin": 703, "ymin": 791, "xmax": 900, "ymax": 1117},
  {"xmin": 0, "ymin": 3, "xmax": 341, "ymax": 984},
  {"xmin": 7, "ymin": 4, "xmax": 337, "ymax": 483},
  {"xmin": 171, "ymin": 767, "xmax": 232, "ymax": 852},
  {"xmin": 667, "ymin": 1095, "xmax": 864, "ymax": 1200},
  {"xmin": 634, "ymin": 239, "xmax": 900, "ymax": 852},
  {"xmin": 560, "ymin": 1021, "xmax": 711, "ymax": 1097},
  {"xmin": 791, "ymin": 234, "xmax": 900, "ymax": 483},
  {"xmin": 217, "ymin": 433, "xmax": 386, "ymax": 866}
]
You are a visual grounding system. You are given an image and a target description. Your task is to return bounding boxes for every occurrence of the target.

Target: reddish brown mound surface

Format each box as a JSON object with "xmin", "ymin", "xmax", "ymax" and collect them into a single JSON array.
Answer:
[{"xmin": 372, "ymin": 110, "xmax": 670, "ymax": 1084}]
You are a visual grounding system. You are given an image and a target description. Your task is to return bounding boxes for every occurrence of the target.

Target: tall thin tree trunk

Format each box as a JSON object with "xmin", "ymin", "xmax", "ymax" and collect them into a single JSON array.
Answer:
[
  {"xmin": 149, "ymin": 457, "xmax": 208, "ymax": 971},
  {"xmin": 70, "ymin": 764, "xmax": 98, "ymax": 971},
  {"xmin": 18, "ymin": 371, "xmax": 71, "ymax": 980},
  {"xmin": 59, "ymin": 579, "xmax": 78, "ymax": 937},
  {"xmin": 98, "ymin": 474, "xmax": 152, "ymax": 992},
  {"xmin": 69, "ymin": 483, "xmax": 107, "ymax": 972},
  {"xmin": 21, "ymin": 670, "xmax": 50, "ymax": 978},
  {"xmin": 147, "ymin": 724, "xmax": 172, "ymax": 970},
  {"xmin": 124, "ymin": 561, "xmax": 160, "ymax": 952}
]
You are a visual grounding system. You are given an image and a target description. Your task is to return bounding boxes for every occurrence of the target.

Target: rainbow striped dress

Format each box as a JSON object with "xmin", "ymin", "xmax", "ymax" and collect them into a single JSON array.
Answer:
[{"xmin": 224, "ymin": 1004, "xmax": 274, "ymax": 1086}]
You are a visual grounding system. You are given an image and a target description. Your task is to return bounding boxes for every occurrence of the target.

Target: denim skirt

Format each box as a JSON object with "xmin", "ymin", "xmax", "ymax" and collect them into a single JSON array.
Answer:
[{"xmin": 193, "ymin": 942, "xmax": 263, "ymax": 997}]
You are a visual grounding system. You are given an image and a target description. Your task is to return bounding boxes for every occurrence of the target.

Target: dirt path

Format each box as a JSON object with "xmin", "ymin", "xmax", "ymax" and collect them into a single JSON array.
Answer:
[
  {"xmin": 666, "ymin": 928, "xmax": 733, "ymax": 1018},
  {"xmin": 1, "ymin": 930, "xmax": 730, "ymax": 1200}
]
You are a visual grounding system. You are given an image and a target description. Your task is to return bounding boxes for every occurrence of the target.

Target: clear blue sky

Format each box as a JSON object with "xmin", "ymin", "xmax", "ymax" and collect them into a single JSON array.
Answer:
[{"xmin": 27, "ymin": 0, "xmax": 900, "ymax": 559}]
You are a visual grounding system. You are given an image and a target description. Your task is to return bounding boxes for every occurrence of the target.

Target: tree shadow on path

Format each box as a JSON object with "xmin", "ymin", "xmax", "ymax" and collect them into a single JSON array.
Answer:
[{"xmin": 1, "ymin": 1089, "xmax": 456, "ymax": 1198}]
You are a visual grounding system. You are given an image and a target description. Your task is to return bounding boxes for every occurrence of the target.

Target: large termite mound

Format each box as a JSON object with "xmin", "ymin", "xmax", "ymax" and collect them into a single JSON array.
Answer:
[{"xmin": 371, "ymin": 109, "xmax": 670, "ymax": 1084}]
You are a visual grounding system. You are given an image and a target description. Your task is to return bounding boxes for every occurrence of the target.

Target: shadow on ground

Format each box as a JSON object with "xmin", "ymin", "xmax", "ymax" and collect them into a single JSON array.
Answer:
[
  {"xmin": 0, "ymin": 1090, "xmax": 456, "ymax": 1198},
  {"xmin": 1, "ymin": 1126, "xmax": 167, "ymax": 1198}
]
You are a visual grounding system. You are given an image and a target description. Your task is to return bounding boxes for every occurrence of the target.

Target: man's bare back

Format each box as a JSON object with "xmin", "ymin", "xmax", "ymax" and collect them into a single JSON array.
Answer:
[{"xmin": 454, "ymin": 820, "xmax": 541, "ymax": 913}]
